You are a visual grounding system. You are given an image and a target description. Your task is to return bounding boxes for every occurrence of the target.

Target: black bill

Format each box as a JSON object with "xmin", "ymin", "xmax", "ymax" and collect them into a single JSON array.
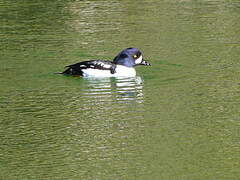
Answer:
[{"xmin": 140, "ymin": 59, "xmax": 151, "ymax": 66}]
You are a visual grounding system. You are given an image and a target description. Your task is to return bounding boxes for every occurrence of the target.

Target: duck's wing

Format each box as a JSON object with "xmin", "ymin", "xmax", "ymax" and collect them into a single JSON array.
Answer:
[{"xmin": 62, "ymin": 60, "xmax": 116, "ymax": 76}]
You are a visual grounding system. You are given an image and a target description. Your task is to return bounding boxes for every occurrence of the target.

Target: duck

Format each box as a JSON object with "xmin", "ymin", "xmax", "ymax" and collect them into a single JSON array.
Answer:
[{"xmin": 61, "ymin": 48, "xmax": 151, "ymax": 77}]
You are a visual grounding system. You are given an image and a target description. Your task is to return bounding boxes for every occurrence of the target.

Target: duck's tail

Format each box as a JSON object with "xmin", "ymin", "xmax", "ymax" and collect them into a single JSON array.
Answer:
[{"xmin": 55, "ymin": 67, "xmax": 83, "ymax": 76}]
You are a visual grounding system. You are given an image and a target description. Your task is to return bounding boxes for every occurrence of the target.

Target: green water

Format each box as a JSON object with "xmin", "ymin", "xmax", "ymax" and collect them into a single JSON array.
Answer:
[{"xmin": 0, "ymin": 0, "xmax": 239, "ymax": 179}]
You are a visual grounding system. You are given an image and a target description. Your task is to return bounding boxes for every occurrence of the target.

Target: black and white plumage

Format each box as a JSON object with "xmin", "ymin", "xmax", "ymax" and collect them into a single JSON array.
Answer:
[
  {"xmin": 61, "ymin": 48, "xmax": 151, "ymax": 77},
  {"xmin": 62, "ymin": 60, "xmax": 117, "ymax": 76}
]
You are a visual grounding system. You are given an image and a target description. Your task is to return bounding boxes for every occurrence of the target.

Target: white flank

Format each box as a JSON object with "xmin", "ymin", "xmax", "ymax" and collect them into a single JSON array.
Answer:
[
  {"xmin": 82, "ymin": 65, "xmax": 136, "ymax": 77},
  {"xmin": 135, "ymin": 55, "xmax": 143, "ymax": 64}
]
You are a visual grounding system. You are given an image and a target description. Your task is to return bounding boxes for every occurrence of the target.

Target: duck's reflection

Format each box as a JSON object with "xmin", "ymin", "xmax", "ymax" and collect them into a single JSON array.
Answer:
[{"xmin": 82, "ymin": 76, "xmax": 144, "ymax": 104}]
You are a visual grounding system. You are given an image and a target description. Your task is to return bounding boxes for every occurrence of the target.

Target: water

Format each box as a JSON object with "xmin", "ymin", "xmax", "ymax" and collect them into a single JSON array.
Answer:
[{"xmin": 0, "ymin": 0, "xmax": 239, "ymax": 179}]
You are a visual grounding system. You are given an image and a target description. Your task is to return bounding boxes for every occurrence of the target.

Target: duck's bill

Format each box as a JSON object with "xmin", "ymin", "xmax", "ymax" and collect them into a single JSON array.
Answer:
[{"xmin": 140, "ymin": 59, "xmax": 151, "ymax": 66}]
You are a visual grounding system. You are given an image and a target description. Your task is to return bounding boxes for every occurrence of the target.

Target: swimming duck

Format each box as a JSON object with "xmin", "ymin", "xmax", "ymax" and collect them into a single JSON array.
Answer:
[{"xmin": 61, "ymin": 48, "xmax": 151, "ymax": 77}]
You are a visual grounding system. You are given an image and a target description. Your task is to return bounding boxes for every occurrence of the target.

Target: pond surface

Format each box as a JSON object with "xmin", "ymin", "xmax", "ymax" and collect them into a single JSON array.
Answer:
[{"xmin": 0, "ymin": 0, "xmax": 240, "ymax": 179}]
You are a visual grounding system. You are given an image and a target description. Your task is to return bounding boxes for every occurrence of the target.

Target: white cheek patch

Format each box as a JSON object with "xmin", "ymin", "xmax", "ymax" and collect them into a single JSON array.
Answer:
[{"xmin": 135, "ymin": 55, "xmax": 143, "ymax": 64}]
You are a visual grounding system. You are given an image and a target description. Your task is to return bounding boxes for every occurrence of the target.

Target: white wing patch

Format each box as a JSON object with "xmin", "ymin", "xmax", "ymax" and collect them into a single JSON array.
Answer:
[
  {"xmin": 135, "ymin": 55, "xmax": 143, "ymax": 64},
  {"xmin": 102, "ymin": 64, "xmax": 111, "ymax": 68},
  {"xmin": 94, "ymin": 61, "xmax": 111, "ymax": 69},
  {"xmin": 79, "ymin": 61, "xmax": 112, "ymax": 69}
]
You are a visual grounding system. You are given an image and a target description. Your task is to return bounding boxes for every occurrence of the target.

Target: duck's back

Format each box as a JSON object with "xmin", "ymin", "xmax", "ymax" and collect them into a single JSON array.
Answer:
[{"xmin": 62, "ymin": 60, "xmax": 116, "ymax": 76}]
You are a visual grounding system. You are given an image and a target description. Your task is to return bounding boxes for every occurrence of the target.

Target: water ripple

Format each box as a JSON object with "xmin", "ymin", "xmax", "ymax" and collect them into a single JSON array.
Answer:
[{"xmin": 81, "ymin": 76, "xmax": 144, "ymax": 104}]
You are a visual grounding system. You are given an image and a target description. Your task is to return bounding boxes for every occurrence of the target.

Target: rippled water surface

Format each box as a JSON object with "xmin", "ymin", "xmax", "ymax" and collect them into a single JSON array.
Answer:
[{"xmin": 0, "ymin": 0, "xmax": 240, "ymax": 179}]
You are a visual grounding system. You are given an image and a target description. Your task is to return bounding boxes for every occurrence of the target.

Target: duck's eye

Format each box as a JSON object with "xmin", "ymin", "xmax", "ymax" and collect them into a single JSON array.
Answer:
[{"xmin": 133, "ymin": 55, "xmax": 137, "ymax": 58}]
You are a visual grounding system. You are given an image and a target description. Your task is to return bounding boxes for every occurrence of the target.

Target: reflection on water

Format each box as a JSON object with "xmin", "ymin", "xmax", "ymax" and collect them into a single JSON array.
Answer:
[
  {"xmin": 68, "ymin": 0, "xmax": 122, "ymax": 34},
  {"xmin": 82, "ymin": 76, "xmax": 144, "ymax": 104}
]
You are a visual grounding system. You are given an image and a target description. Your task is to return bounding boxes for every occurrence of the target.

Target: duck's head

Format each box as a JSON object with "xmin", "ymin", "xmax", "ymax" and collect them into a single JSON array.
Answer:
[{"xmin": 113, "ymin": 48, "xmax": 151, "ymax": 67}]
